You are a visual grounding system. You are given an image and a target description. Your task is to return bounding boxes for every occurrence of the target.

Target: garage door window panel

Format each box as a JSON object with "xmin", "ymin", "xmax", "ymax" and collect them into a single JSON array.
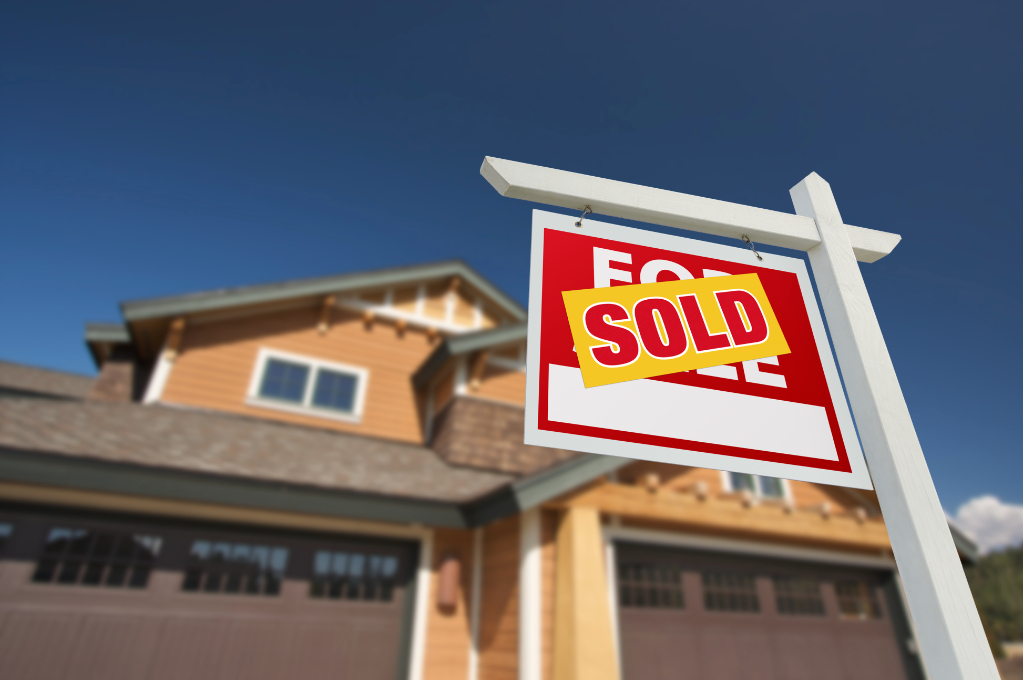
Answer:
[
  {"xmin": 618, "ymin": 563, "xmax": 685, "ymax": 609},
  {"xmin": 183, "ymin": 540, "xmax": 289, "ymax": 596},
  {"xmin": 773, "ymin": 576, "xmax": 826, "ymax": 616},
  {"xmin": 702, "ymin": 571, "xmax": 760, "ymax": 613},
  {"xmin": 310, "ymin": 550, "xmax": 400, "ymax": 601},
  {"xmin": 31, "ymin": 527, "xmax": 162, "ymax": 588},
  {"xmin": 836, "ymin": 580, "xmax": 883, "ymax": 620}
]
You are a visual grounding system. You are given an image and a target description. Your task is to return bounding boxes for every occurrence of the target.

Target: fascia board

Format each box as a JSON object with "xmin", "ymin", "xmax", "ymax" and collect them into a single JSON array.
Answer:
[
  {"xmin": 84, "ymin": 323, "xmax": 131, "ymax": 344},
  {"xmin": 412, "ymin": 322, "xmax": 528, "ymax": 390},
  {"xmin": 120, "ymin": 261, "xmax": 526, "ymax": 324},
  {"xmin": 462, "ymin": 454, "xmax": 629, "ymax": 527},
  {"xmin": 0, "ymin": 446, "xmax": 468, "ymax": 528}
]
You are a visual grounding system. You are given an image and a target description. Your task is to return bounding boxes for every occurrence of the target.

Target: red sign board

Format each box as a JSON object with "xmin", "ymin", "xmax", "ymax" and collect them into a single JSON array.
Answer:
[{"xmin": 524, "ymin": 210, "xmax": 872, "ymax": 489}]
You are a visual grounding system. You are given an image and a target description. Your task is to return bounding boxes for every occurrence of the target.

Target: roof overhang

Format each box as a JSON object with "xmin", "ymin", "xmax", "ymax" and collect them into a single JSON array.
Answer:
[
  {"xmin": 413, "ymin": 322, "xmax": 528, "ymax": 390},
  {"xmin": 84, "ymin": 323, "xmax": 132, "ymax": 368},
  {"xmin": 120, "ymin": 260, "xmax": 526, "ymax": 324}
]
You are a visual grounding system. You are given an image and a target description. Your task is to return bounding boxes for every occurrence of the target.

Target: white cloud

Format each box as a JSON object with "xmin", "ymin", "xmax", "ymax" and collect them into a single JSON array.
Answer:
[{"xmin": 954, "ymin": 496, "xmax": 1023, "ymax": 555}]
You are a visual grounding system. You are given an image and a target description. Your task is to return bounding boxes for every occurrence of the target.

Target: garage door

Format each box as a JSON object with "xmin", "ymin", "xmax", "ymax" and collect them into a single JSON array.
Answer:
[
  {"xmin": 0, "ymin": 505, "xmax": 417, "ymax": 680},
  {"xmin": 615, "ymin": 542, "xmax": 922, "ymax": 680}
]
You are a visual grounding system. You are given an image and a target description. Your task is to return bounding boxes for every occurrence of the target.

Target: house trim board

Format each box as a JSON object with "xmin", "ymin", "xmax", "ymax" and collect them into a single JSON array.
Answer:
[
  {"xmin": 142, "ymin": 338, "xmax": 174, "ymax": 403},
  {"xmin": 121, "ymin": 260, "xmax": 526, "ymax": 324},
  {"xmin": 603, "ymin": 525, "xmax": 896, "ymax": 570},
  {"xmin": 407, "ymin": 528, "xmax": 434, "ymax": 680},
  {"xmin": 519, "ymin": 507, "xmax": 542, "ymax": 680},
  {"xmin": 0, "ymin": 446, "xmax": 468, "ymax": 528},
  {"xmin": 467, "ymin": 527, "xmax": 483, "ymax": 680}
]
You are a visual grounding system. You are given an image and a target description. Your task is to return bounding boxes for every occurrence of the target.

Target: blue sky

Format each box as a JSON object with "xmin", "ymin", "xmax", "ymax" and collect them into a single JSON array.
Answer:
[{"xmin": 1, "ymin": 0, "xmax": 1020, "ymax": 516}]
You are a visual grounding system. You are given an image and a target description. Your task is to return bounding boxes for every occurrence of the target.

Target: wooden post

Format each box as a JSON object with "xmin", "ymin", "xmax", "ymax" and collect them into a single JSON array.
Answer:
[
  {"xmin": 791, "ymin": 173, "xmax": 998, "ymax": 680},
  {"xmin": 163, "ymin": 317, "xmax": 186, "ymax": 362},
  {"xmin": 552, "ymin": 506, "xmax": 619, "ymax": 680}
]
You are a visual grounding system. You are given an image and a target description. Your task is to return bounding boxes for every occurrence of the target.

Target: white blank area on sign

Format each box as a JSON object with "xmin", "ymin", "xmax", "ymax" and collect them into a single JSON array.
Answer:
[{"xmin": 547, "ymin": 364, "xmax": 839, "ymax": 461}]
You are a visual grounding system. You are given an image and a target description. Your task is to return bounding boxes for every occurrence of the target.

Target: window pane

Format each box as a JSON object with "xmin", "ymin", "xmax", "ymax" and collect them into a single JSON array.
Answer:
[
  {"xmin": 259, "ymin": 359, "xmax": 309, "ymax": 404},
  {"xmin": 311, "ymin": 369, "xmax": 358, "ymax": 413},
  {"xmin": 309, "ymin": 549, "xmax": 401, "ymax": 603},
  {"xmin": 31, "ymin": 527, "xmax": 160, "ymax": 589},
  {"xmin": 730, "ymin": 473, "xmax": 756, "ymax": 493},
  {"xmin": 182, "ymin": 540, "xmax": 289, "ymax": 596},
  {"xmin": 0, "ymin": 522, "xmax": 12, "ymax": 553},
  {"xmin": 758, "ymin": 476, "xmax": 785, "ymax": 499},
  {"xmin": 703, "ymin": 571, "xmax": 760, "ymax": 613},
  {"xmin": 773, "ymin": 576, "xmax": 825, "ymax": 616},
  {"xmin": 618, "ymin": 562, "xmax": 685, "ymax": 609},
  {"xmin": 836, "ymin": 580, "xmax": 882, "ymax": 619}
]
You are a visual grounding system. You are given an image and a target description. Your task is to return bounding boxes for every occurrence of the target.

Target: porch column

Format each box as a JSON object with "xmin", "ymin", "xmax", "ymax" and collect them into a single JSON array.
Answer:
[{"xmin": 552, "ymin": 506, "xmax": 619, "ymax": 680}]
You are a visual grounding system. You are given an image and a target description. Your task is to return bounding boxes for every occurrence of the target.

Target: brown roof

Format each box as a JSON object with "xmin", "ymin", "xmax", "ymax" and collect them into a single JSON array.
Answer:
[
  {"xmin": 0, "ymin": 360, "xmax": 95, "ymax": 400},
  {"xmin": 0, "ymin": 395, "xmax": 513, "ymax": 503}
]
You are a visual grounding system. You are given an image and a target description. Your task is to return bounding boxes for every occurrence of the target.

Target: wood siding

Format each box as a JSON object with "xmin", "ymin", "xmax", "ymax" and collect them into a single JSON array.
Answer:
[
  {"xmin": 432, "ymin": 368, "xmax": 456, "ymax": 417},
  {"xmin": 423, "ymin": 529, "xmax": 476, "ymax": 680},
  {"xmin": 473, "ymin": 365, "xmax": 526, "ymax": 407},
  {"xmin": 478, "ymin": 515, "xmax": 519, "ymax": 680},
  {"xmin": 160, "ymin": 306, "xmax": 438, "ymax": 442}
]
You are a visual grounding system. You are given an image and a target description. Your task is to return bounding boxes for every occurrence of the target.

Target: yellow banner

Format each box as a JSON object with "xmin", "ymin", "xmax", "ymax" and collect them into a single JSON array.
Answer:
[{"xmin": 562, "ymin": 273, "xmax": 790, "ymax": 388}]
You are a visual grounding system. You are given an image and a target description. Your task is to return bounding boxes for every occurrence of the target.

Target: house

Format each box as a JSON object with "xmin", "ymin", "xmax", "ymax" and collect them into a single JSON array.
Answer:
[{"xmin": 0, "ymin": 260, "xmax": 978, "ymax": 680}]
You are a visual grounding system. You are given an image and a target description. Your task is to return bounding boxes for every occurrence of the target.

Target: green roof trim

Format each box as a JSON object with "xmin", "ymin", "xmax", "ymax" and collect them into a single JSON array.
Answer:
[
  {"xmin": 0, "ymin": 446, "xmax": 466, "ymax": 528},
  {"xmin": 120, "ymin": 260, "xmax": 526, "ymax": 324},
  {"xmin": 462, "ymin": 453, "xmax": 628, "ymax": 527},
  {"xmin": 413, "ymin": 322, "xmax": 528, "ymax": 389},
  {"xmin": 84, "ymin": 323, "xmax": 131, "ymax": 344}
]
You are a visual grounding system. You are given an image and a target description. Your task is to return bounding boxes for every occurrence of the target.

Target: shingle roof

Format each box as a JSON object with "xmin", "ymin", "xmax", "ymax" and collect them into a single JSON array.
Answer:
[
  {"xmin": 0, "ymin": 396, "xmax": 513, "ymax": 503},
  {"xmin": 0, "ymin": 361, "xmax": 95, "ymax": 400}
]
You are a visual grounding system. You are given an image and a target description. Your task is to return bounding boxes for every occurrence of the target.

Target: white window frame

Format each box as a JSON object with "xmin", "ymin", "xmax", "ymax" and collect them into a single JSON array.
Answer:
[
  {"xmin": 720, "ymin": 470, "xmax": 792, "ymax": 501},
  {"xmin": 246, "ymin": 347, "xmax": 370, "ymax": 424}
]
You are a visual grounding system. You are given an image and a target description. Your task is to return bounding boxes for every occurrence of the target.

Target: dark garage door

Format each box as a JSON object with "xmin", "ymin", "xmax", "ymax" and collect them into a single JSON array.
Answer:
[
  {"xmin": 0, "ymin": 505, "xmax": 417, "ymax": 680},
  {"xmin": 615, "ymin": 542, "xmax": 923, "ymax": 680}
]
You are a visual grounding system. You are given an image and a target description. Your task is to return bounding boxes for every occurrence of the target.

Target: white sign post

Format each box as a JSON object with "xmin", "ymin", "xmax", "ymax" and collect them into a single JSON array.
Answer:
[{"xmin": 482, "ymin": 157, "xmax": 998, "ymax": 680}]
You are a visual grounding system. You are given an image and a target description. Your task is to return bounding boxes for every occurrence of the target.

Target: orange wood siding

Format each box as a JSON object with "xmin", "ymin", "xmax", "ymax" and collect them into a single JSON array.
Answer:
[
  {"xmin": 616, "ymin": 463, "xmax": 725, "ymax": 495},
  {"xmin": 432, "ymin": 368, "xmax": 456, "ymax": 416},
  {"xmin": 473, "ymin": 365, "xmax": 526, "ymax": 407},
  {"xmin": 160, "ymin": 306, "xmax": 438, "ymax": 442},
  {"xmin": 423, "ymin": 529, "xmax": 475, "ymax": 680},
  {"xmin": 787, "ymin": 480, "xmax": 861, "ymax": 513},
  {"xmin": 423, "ymin": 283, "xmax": 449, "ymax": 321},
  {"xmin": 479, "ymin": 515, "xmax": 519, "ymax": 680},
  {"xmin": 541, "ymin": 509, "xmax": 558, "ymax": 680}
]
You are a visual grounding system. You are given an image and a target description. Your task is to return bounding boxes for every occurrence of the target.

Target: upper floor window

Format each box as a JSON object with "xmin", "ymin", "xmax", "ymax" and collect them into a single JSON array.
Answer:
[
  {"xmin": 247, "ymin": 348, "xmax": 369, "ymax": 423},
  {"xmin": 727, "ymin": 472, "xmax": 786, "ymax": 499}
]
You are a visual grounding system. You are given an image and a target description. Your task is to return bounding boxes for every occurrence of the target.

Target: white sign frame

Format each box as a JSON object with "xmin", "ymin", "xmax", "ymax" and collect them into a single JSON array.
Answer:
[{"xmin": 524, "ymin": 209, "xmax": 873, "ymax": 490}]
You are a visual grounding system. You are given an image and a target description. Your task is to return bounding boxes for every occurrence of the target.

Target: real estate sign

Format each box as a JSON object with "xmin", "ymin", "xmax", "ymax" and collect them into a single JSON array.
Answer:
[{"xmin": 524, "ymin": 209, "xmax": 873, "ymax": 489}]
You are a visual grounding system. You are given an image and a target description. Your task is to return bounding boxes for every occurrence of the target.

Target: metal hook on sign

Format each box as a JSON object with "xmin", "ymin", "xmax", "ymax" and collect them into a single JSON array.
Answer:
[
  {"xmin": 575, "ymin": 206, "xmax": 592, "ymax": 228},
  {"xmin": 741, "ymin": 235, "xmax": 763, "ymax": 261}
]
